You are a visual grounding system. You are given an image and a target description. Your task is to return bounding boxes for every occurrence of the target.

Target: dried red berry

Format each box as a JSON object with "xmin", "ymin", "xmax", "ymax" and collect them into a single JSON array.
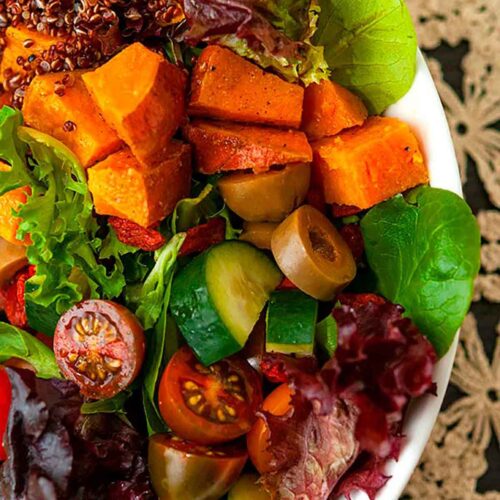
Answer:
[
  {"xmin": 339, "ymin": 224, "xmax": 365, "ymax": 262},
  {"xmin": 276, "ymin": 277, "xmax": 298, "ymax": 290},
  {"xmin": 331, "ymin": 204, "xmax": 361, "ymax": 218},
  {"xmin": 109, "ymin": 217, "xmax": 166, "ymax": 252},
  {"xmin": 179, "ymin": 217, "xmax": 226, "ymax": 257},
  {"xmin": 0, "ymin": 266, "xmax": 36, "ymax": 329}
]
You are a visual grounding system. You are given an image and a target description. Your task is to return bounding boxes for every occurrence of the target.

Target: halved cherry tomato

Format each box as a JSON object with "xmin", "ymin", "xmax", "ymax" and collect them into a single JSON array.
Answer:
[
  {"xmin": 0, "ymin": 367, "xmax": 12, "ymax": 461},
  {"xmin": 54, "ymin": 300, "xmax": 145, "ymax": 400},
  {"xmin": 158, "ymin": 346, "xmax": 262, "ymax": 445},
  {"xmin": 148, "ymin": 434, "xmax": 247, "ymax": 500},
  {"xmin": 246, "ymin": 383, "xmax": 293, "ymax": 474},
  {"xmin": 228, "ymin": 473, "xmax": 271, "ymax": 500}
]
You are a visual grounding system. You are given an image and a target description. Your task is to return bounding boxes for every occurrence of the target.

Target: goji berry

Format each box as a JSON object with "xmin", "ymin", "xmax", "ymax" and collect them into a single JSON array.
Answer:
[
  {"xmin": 0, "ymin": 266, "xmax": 35, "ymax": 329},
  {"xmin": 331, "ymin": 204, "xmax": 362, "ymax": 218},
  {"xmin": 109, "ymin": 217, "xmax": 166, "ymax": 252},
  {"xmin": 277, "ymin": 277, "xmax": 298, "ymax": 290},
  {"xmin": 179, "ymin": 218, "xmax": 226, "ymax": 257},
  {"xmin": 339, "ymin": 224, "xmax": 365, "ymax": 262}
]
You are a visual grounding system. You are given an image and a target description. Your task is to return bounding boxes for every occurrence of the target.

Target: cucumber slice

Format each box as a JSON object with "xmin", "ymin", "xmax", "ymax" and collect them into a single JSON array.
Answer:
[
  {"xmin": 266, "ymin": 290, "xmax": 318, "ymax": 355},
  {"xmin": 170, "ymin": 241, "xmax": 282, "ymax": 365}
]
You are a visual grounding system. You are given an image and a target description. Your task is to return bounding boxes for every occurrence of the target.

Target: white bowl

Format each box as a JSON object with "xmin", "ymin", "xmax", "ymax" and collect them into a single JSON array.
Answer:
[{"xmin": 350, "ymin": 50, "xmax": 462, "ymax": 499}]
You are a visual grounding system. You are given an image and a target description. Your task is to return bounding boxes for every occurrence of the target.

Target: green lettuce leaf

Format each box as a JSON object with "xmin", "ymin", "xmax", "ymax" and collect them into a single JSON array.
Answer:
[
  {"xmin": 182, "ymin": 0, "xmax": 328, "ymax": 85},
  {"xmin": 0, "ymin": 322, "xmax": 60, "ymax": 379},
  {"xmin": 314, "ymin": 0, "xmax": 418, "ymax": 113},
  {"xmin": 133, "ymin": 233, "xmax": 186, "ymax": 330},
  {"xmin": 360, "ymin": 187, "xmax": 481, "ymax": 356},
  {"xmin": 262, "ymin": 0, "xmax": 311, "ymax": 40},
  {"xmin": 124, "ymin": 233, "xmax": 185, "ymax": 435},
  {"xmin": 0, "ymin": 107, "xmax": 33, "ymax": 195},
  {"xmin": 171, "ymin": 182, "xmax": 241, "ymax": 238},
  {"xmin": 0, "ymin": 118, "xmax": 130, "ymax": 315}
]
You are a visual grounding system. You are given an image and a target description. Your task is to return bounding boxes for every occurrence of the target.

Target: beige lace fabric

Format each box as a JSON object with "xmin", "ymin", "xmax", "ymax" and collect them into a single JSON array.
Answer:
[{"xmin": 403, "ymin": 0, "xmax": 500, "ymax": 498}]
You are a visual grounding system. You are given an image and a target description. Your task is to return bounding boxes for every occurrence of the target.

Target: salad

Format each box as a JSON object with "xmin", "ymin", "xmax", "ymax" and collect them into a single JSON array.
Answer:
[{"xmin": 0, "ymin": 1, "xmax": 481, "ymax": 499}]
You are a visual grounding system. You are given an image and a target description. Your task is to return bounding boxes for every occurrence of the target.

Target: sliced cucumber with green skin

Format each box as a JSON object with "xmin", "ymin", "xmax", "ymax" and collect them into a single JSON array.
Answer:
[
  {"xmin": 170, "ymin": 241, "xmax": 282, "ymax": 365},
  {"xmin": 266, "ymin": 289, "xmax": 318, "ymax": 355},
  {"xmin": 25, "ymin": 282, "xmax": 61, "ymax": 336}
]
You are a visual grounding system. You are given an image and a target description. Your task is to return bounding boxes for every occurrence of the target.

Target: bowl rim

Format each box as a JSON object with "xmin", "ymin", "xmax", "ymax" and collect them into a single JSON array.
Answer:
[{"xmin": 351, "ymin": 50, "xmax": 462, "ymax": 500}]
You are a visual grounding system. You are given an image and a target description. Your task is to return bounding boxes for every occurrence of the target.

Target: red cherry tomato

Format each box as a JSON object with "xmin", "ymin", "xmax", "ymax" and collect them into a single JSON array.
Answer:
[
  {"xmin": 158, "ymin": 346, "xmax": 262, "ymax": 445},
  {"xmin": 0, "ymin": 367, "xmax": 12, "ymax": 461},
  {"xmin": 148, "ymin": 434, "xmax": 247, "ymax": 500},
  {"xmin": 246, "ymin": 383, "xmax": 293, "ymax": 473},
  {"xmin": 54, "ymin": 300, "xmax": 145, "ymax": 400}
]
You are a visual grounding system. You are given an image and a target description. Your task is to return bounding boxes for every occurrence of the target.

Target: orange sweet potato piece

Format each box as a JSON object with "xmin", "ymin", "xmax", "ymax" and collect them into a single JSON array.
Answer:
[
  {"xmin": 0, "ymin": 161, "xmax": 31, "ymax": 246},
  {"xmin": 184, "ymin": 120, "xmax": 312, "ymax": 174},
  {"xmin": 82, "ymin": 43, "xmax": 187, "ymax": 165},
  {"xmin": 88, "ymin": 142, "xmax": 191, "ymax": 228},
  {"xmin": 312, "ymin": 117, "xmax": 428, "ymax": 209},
  {"xmin": 302, "ymin": 80, "xmax": 368, "ymax": 140},
  {"xmin": 0, "ymin": 26, "xmax": 58, "ymax": 87},
  {"xmin": 189, "ymin": 46, "xmax": 304, "ymax": 128},
  {"xmin": 23, "ymin": 71, "xmax": 122, "ymax": 168}
]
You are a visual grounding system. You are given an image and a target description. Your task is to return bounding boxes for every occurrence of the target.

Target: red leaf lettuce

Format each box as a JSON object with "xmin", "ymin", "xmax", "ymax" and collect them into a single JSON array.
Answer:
[{"xmin": 260, "ymin": 293, "xmax": 437, "ymax": 499}]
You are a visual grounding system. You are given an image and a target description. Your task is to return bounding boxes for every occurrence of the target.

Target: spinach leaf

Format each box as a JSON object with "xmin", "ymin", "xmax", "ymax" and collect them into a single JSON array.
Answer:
[
  {"xmin": 315, "ymin": 314, "xmax": 337, "ymax": 357},
  {"xmin": 0, "ymin": 322, "xmax": 60, "ymax": 379},
  {"xmin": 314, "ymin": 0, "xmax": 417, "ymax": 114},
  {"xmin": 360, "ymin": 187, "xmax": 481, "ymax": 356}
]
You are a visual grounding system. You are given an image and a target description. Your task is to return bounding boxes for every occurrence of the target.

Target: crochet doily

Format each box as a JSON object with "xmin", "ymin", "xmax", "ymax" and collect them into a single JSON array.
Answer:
[{"xmin": 404, "ymin": 0, "xmax": 500, "ymax": 498}]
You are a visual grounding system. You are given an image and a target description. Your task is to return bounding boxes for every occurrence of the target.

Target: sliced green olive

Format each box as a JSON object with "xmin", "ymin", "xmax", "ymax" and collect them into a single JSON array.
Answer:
[
  {"xmin": 239, "ymin": 222, "xmax": 279, "ymax": 250},
  {"xmin": 271, "ymin": 205, "xmax": 356, "ymax": 301},
  {"xmin": 0, "ymin": 238, "xmax": 27, "ymax": 286},
  {"xmin": 218, "ymin": 163, "xmax": 311, "ymax": 222},
  {"xmin": 228, "ymin": 473, "xmax": 270, "ymax": 500}
]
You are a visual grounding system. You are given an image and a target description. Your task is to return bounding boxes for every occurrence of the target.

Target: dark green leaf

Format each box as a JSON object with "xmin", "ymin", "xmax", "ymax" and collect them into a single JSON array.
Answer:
[
  {"xmin": 80, "ymin": 389, "xmax": 134, "ymax": 415},
  {"xmin": 0, "ymin": 322, "xmax": 60, "ymax": 379},
  {"xmin": 360, "ymin": 187, "xmax": 481, "ymax": 356}
]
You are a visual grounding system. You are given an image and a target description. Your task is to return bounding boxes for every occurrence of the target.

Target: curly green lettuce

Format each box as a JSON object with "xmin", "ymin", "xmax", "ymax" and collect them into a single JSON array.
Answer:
[{"xmin": 0, "ymin": 107, "xmax": 131, "ymax": 317}]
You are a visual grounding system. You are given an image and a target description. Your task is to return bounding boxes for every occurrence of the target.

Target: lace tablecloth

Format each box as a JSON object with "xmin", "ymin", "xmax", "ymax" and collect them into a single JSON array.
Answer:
[{"xmin": 404, "ymin": 1, "xmax": 500, "ymax": 498}]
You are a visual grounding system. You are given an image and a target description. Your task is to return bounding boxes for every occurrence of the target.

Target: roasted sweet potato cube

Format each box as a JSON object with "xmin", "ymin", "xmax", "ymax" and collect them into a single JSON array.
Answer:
[
  {"xmin": 88, "ymin": 143, "xmax": 191, "ymax": 228},
  {"xmin": 302, "ymin": 79, "xmax": 368, "ymax": 140},
  {"xmin": 0, "ymin": 26, "xmax": 58, "ymax": 87},
  {"xmin": 0, "ymin": 161, "xmax": 30, "ymax": 246},
  {"xmin": 184, "ymin": 120, "xmax": 312, "ymax": 174},
  {"xmin": 189, "ymin": 46, "xmax": 304, "ymax": 128},
  {"xmin": 23, "ymin": 71, "xmax": 122, "ymax": 168},
  {"xmin": 82, "ymin": 43, "xmax": 187, "ymax": 165},
  {"xmin": 312, "ymin": 117, "xmax": 428, "ymax": 210}
]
